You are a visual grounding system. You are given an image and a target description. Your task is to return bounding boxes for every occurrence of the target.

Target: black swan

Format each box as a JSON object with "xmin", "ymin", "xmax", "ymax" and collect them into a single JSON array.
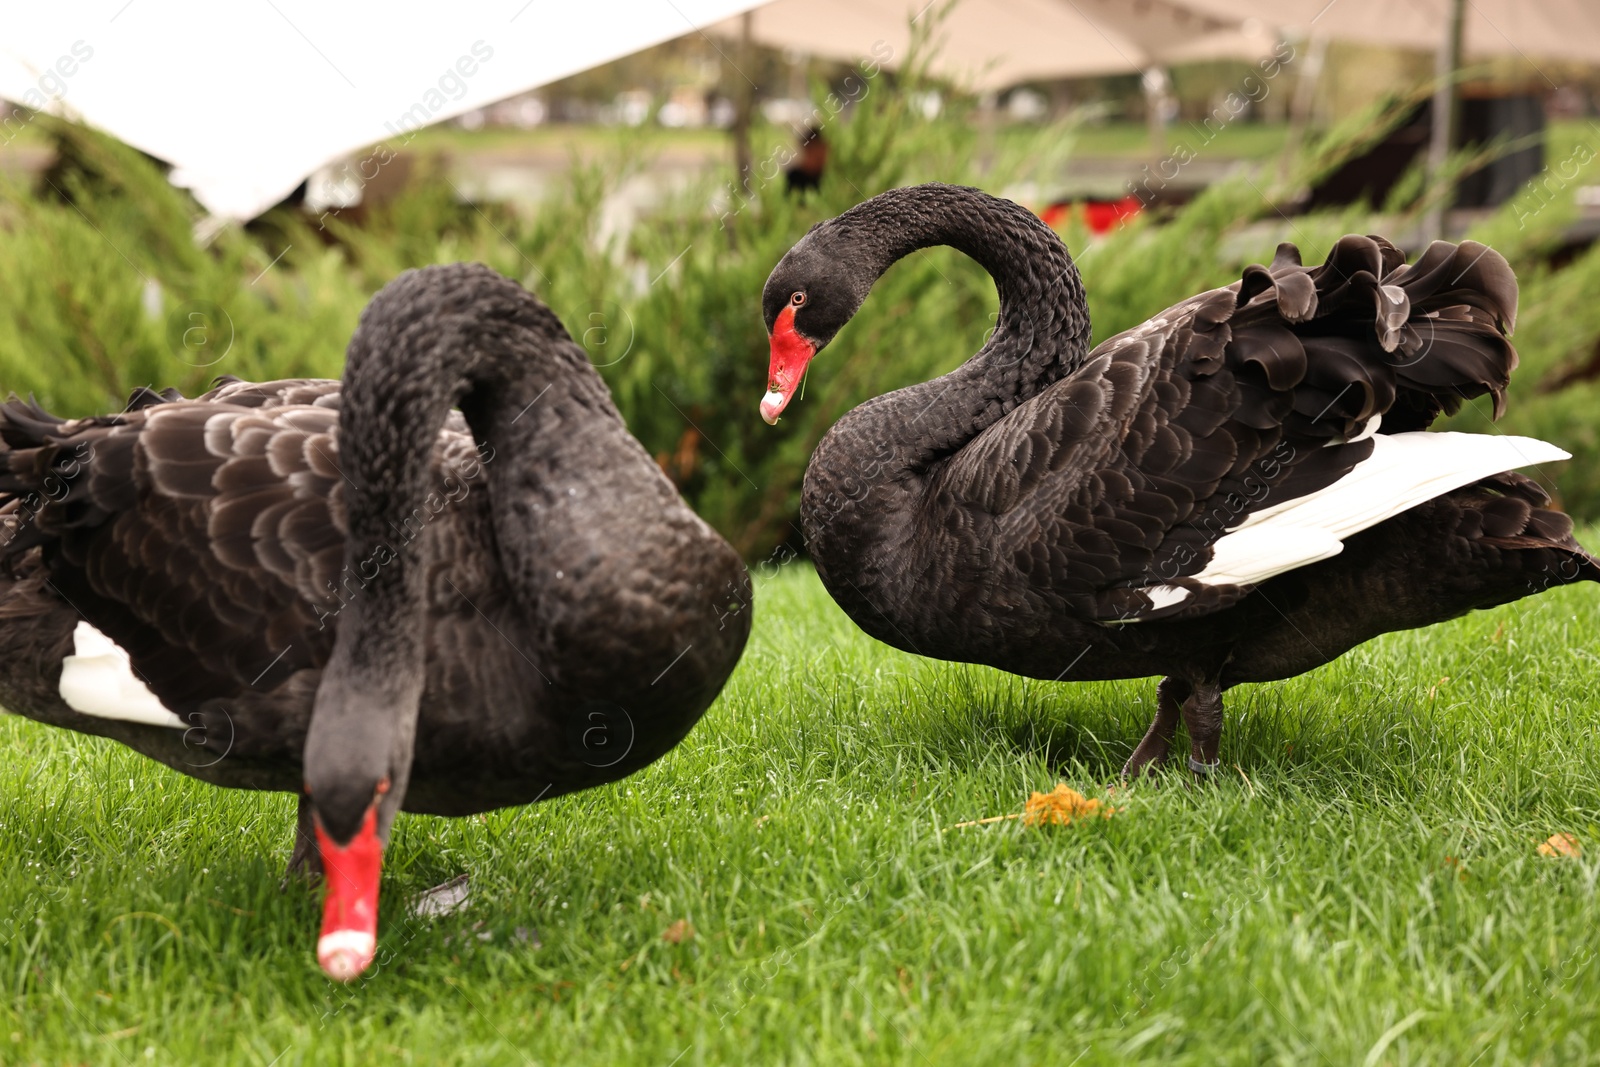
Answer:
[
  {"xmin": 0, "ymin": 263, "xmax": 751, "ymax": 980},
  {"xmin": 759, "ymin": 183, "xmax": 1597, "ymax": 778}
]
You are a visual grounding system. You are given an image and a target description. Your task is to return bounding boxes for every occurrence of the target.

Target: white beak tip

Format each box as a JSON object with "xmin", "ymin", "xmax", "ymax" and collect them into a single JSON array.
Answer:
[
  {"xmin": 318, "ymin": 929, "xmax": 377, "ymax": 982},
  {"xmin": 760, "ymin": 390, "xmax": 785, "ymax": 426}
]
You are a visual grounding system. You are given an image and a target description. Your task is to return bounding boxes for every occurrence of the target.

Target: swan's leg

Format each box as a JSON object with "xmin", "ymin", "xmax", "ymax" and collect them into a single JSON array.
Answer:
[
  {"xmin": 285, "ymin": 791, "xmax": 323, "ymax": 880},
  {"xmin": 1122, "ymin": 676, "xmax": 1189, "ymax": 778},
  {"xmin": 1180, "ymin": 679, "xmax": 1224, "ymax": 778}
]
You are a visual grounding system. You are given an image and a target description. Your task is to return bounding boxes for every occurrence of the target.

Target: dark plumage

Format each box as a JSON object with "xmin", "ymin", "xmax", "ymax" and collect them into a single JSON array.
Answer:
[
  {"xmin": 759, "ymin": 183, "xmax": 1595, "ymax": 777},
  {"xmin": 0, "ymin": 263, "xmax": 751, "ymax": 977}
]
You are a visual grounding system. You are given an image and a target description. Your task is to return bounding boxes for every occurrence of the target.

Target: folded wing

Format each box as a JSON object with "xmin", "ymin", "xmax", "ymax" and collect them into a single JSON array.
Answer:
[{"xmin": 940, "ymin": 235, "xmax": 1558, "ymax": 622}]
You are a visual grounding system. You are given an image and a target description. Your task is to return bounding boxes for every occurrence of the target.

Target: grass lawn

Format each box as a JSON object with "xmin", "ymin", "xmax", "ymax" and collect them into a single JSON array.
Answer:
[
  {"xmin": 1043, "ymin": 121, "xmax": 1290, "ymax": 161},
  {"xmin": 397, "ymin": 120, "xmax": 1298, "ymax": 167},
  {"xmin": 403, "ymin": 122, "xmax": 736, "ymax": 159},
  {"xmin": 4, "ymin": 555, "xmax": 1600, "ymax": 1065}
]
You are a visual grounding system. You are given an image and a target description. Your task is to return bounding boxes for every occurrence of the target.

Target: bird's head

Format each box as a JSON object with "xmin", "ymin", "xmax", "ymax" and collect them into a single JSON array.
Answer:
[
  {"xmin": 305, "ymin": 773, "xmax": 389, "ymax": 983},
  {"xmin": 759, "ymin": 227, "xmax": 870, "ymax": 425},
  {"xmin": 303, "ymin": 663, "xmax": 420, "ymax": 982}
]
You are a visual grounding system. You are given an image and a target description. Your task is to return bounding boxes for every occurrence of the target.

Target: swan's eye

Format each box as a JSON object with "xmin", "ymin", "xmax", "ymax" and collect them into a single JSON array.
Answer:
[{"xmin": 790, "ymin": 292, "xmax": 806, "ymax": 308}]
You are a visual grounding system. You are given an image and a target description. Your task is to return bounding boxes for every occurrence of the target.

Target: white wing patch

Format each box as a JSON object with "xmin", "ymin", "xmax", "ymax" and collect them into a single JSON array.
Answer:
[
  {"xmin": 1188, "ymin": 525, "xmax": 1346, "ymax": 587},
  {"xmin": 1132, "ymin": 429, "xmax": 1571, "ymax": 614},
  {"xmin": 58, "ymin": 621, "xmax": 185, "ymax": 728},
  {"xmin": 1141, "ymin": 585, "xmax": 1192, "ymax": 611}
]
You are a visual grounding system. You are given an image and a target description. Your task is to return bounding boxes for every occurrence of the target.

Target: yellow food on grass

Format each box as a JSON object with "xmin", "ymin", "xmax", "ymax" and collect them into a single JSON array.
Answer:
[{"xmin": 952, "ymin": 784, "xmax": 1119, "ymax": 829}]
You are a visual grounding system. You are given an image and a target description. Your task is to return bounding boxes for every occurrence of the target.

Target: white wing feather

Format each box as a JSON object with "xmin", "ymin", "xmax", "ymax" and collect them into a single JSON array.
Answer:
[
  {"xmin": 58, "ymin": 621, "xmax": 185, "ymax": 728},
  {"xmin": 1131, "ymin": 429, "xmax": 1569, "ymax": 611}
]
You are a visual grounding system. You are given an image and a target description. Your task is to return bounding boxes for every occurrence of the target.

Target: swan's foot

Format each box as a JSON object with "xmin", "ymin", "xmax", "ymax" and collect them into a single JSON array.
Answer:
[
  {"xmin": 1122, "ymin": 677, "xmax": 1189, "ymax": 778},
  {"xmin": 1180, "ymin": 679, "xmax": 1224, "ymax": 781},
  {"xmin": 283, "ymin": 792, "xmax": 323, "ymax": 887}
]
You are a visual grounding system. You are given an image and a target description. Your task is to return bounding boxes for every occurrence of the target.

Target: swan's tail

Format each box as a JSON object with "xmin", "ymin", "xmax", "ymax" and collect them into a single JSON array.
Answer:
[
  {"xmin": 0, "ymin": 396, "xmax": 75, "ymax": 562},
  {"xmin": 1224, "ymin": 235, "xmax": 1519, "ymax": 438},
  {"xmin": 1400, "ymin": 469, "xmax": 1600, "ymax": 617},
  {"xmin": 0, "ymin": 387, "xmax": 171, "ymax": 564},
  {"xmin": 1116, "ymin": 236, "xmax": 1587, "ymax": 623}
]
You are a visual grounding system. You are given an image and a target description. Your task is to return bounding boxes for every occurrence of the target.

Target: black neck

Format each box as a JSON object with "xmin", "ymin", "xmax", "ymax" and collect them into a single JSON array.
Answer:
[
  {"xmin": 825, "ymin": 184, "xmax": 1092, "ymax": 469},
  {"xmin": 335, "ymin": 264, "xmax": 573, "ymax": 654},
  {"xmin": 305, "ymin": 263, "xmax": 573, "ymax": 834}
]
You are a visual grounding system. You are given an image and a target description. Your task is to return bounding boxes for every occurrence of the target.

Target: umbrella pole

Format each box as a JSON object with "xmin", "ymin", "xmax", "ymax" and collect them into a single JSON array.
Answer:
[
  {"xmin": 731, "ymin": 10, "xmax": 755, "ymax": 197},
  {"xmin": 1423, "ymin": 0, "xmax": 1466, "ymax": 242},
  {"xmin": 977, "ymin": 91, "xmax": 998, "ymax": 176},
  {"xmin": 1278, "ymin": 33, "xmax": 1327, "ymax": 184},
  {"xmin": 1142, "ymin": 67, "xmax": 1170, "ymax": 165}
]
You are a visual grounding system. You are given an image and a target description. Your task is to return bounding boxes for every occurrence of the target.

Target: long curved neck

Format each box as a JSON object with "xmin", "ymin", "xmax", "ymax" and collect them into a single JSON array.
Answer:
[
  {"xmin": 828, "ymin": 184, "xmax": 1092, "ymax": 469},
  {"xmin": 306, "ymin": 263, "xmax": 577, "ymax": 825},
  {"xmin": 335, "ymin": 264, "xmax": 575, "ymax": 658}
]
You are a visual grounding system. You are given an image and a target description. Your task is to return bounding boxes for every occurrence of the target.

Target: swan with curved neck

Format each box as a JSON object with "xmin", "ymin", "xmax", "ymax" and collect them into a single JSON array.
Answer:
[
  {"xmin": 761, "ymin": 184, "xmax": 1089, "ymax": 445},
  {"xmin": 0, "ymin": 263, "xmax": 750, "ymax": 980},
  {"xmin": 761, "ymin": 183, "xmax": 1596, "ymax": 775}
]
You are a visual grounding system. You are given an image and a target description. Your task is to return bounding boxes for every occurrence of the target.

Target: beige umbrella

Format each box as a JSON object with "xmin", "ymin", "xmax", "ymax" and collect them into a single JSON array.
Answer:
[
  {"xmin": 706, "ymin": 0, "xmax": 1277, "ymax": 176},
  {"xmin": 1181, "ymin": 0, "xmax": 1600, "ymax": 64},
  {"xmin": 709, "ymin": 0, "xmax": 1275, "ymax": 91},
  {"xmin": 1180, "ymin": 0, "xmax": 1597, "ymax": 237}
]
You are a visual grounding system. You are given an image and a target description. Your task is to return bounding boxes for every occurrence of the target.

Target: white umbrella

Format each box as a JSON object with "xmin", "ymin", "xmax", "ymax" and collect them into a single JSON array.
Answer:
[{"xmin": 0, "ymin": 0, "xmax": 765, "ymax": 219}]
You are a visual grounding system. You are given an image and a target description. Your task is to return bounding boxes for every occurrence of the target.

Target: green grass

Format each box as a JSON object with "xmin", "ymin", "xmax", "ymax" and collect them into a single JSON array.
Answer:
[
  {"xmin": 1041, "ymin": 120, "xmax": 1290, "ymax": 161},
  {"xmin": 396, "ymin": 119, "xmax": 1295, "ymax": 164},
  {"xmin": 393, "ymin": 117, "xmax": 1594, "ymax": 166},
  {"xmin": 389, "ymin": 118, "xmax": 1294, "ymax": 167},
  {"xmin": 5, "ymin": 555, "xmax": 1600, "ymax": 1065},
  {"xmin": 401, "ymin": 122, "xmax": 738, "ymax": 158}
]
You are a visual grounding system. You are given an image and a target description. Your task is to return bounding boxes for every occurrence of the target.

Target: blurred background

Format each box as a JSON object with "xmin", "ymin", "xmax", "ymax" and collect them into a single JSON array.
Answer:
[{"xmin": 2, "ymin": 0, "xmax": 1599, "ymax": 560}]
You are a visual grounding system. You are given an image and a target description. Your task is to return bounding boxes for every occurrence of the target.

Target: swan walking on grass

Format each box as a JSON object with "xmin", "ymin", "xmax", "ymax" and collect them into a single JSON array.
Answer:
[
  {"xmin": 0, "ymin": 263, "xmax": 751, "ymax": 980},
  {"xmin": 759, "ymin": 183, "xmax": 1596, "ymax": 777}
]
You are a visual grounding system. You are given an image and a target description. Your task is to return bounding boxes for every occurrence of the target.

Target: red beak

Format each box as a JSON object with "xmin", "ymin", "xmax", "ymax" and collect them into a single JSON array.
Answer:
[
  {"xmin": 761, "ymin": 305, "xmax": 816, "ymax": 425},
  {"xmin": 315, "ymin": 805, "xmax": 383, "ymax": 981}
]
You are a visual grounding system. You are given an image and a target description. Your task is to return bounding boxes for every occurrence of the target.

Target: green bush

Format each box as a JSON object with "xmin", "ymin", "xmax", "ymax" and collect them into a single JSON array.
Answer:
[{"xmin": 3, "ymin": 65, "xmax": 1599, "ymax": 559}]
